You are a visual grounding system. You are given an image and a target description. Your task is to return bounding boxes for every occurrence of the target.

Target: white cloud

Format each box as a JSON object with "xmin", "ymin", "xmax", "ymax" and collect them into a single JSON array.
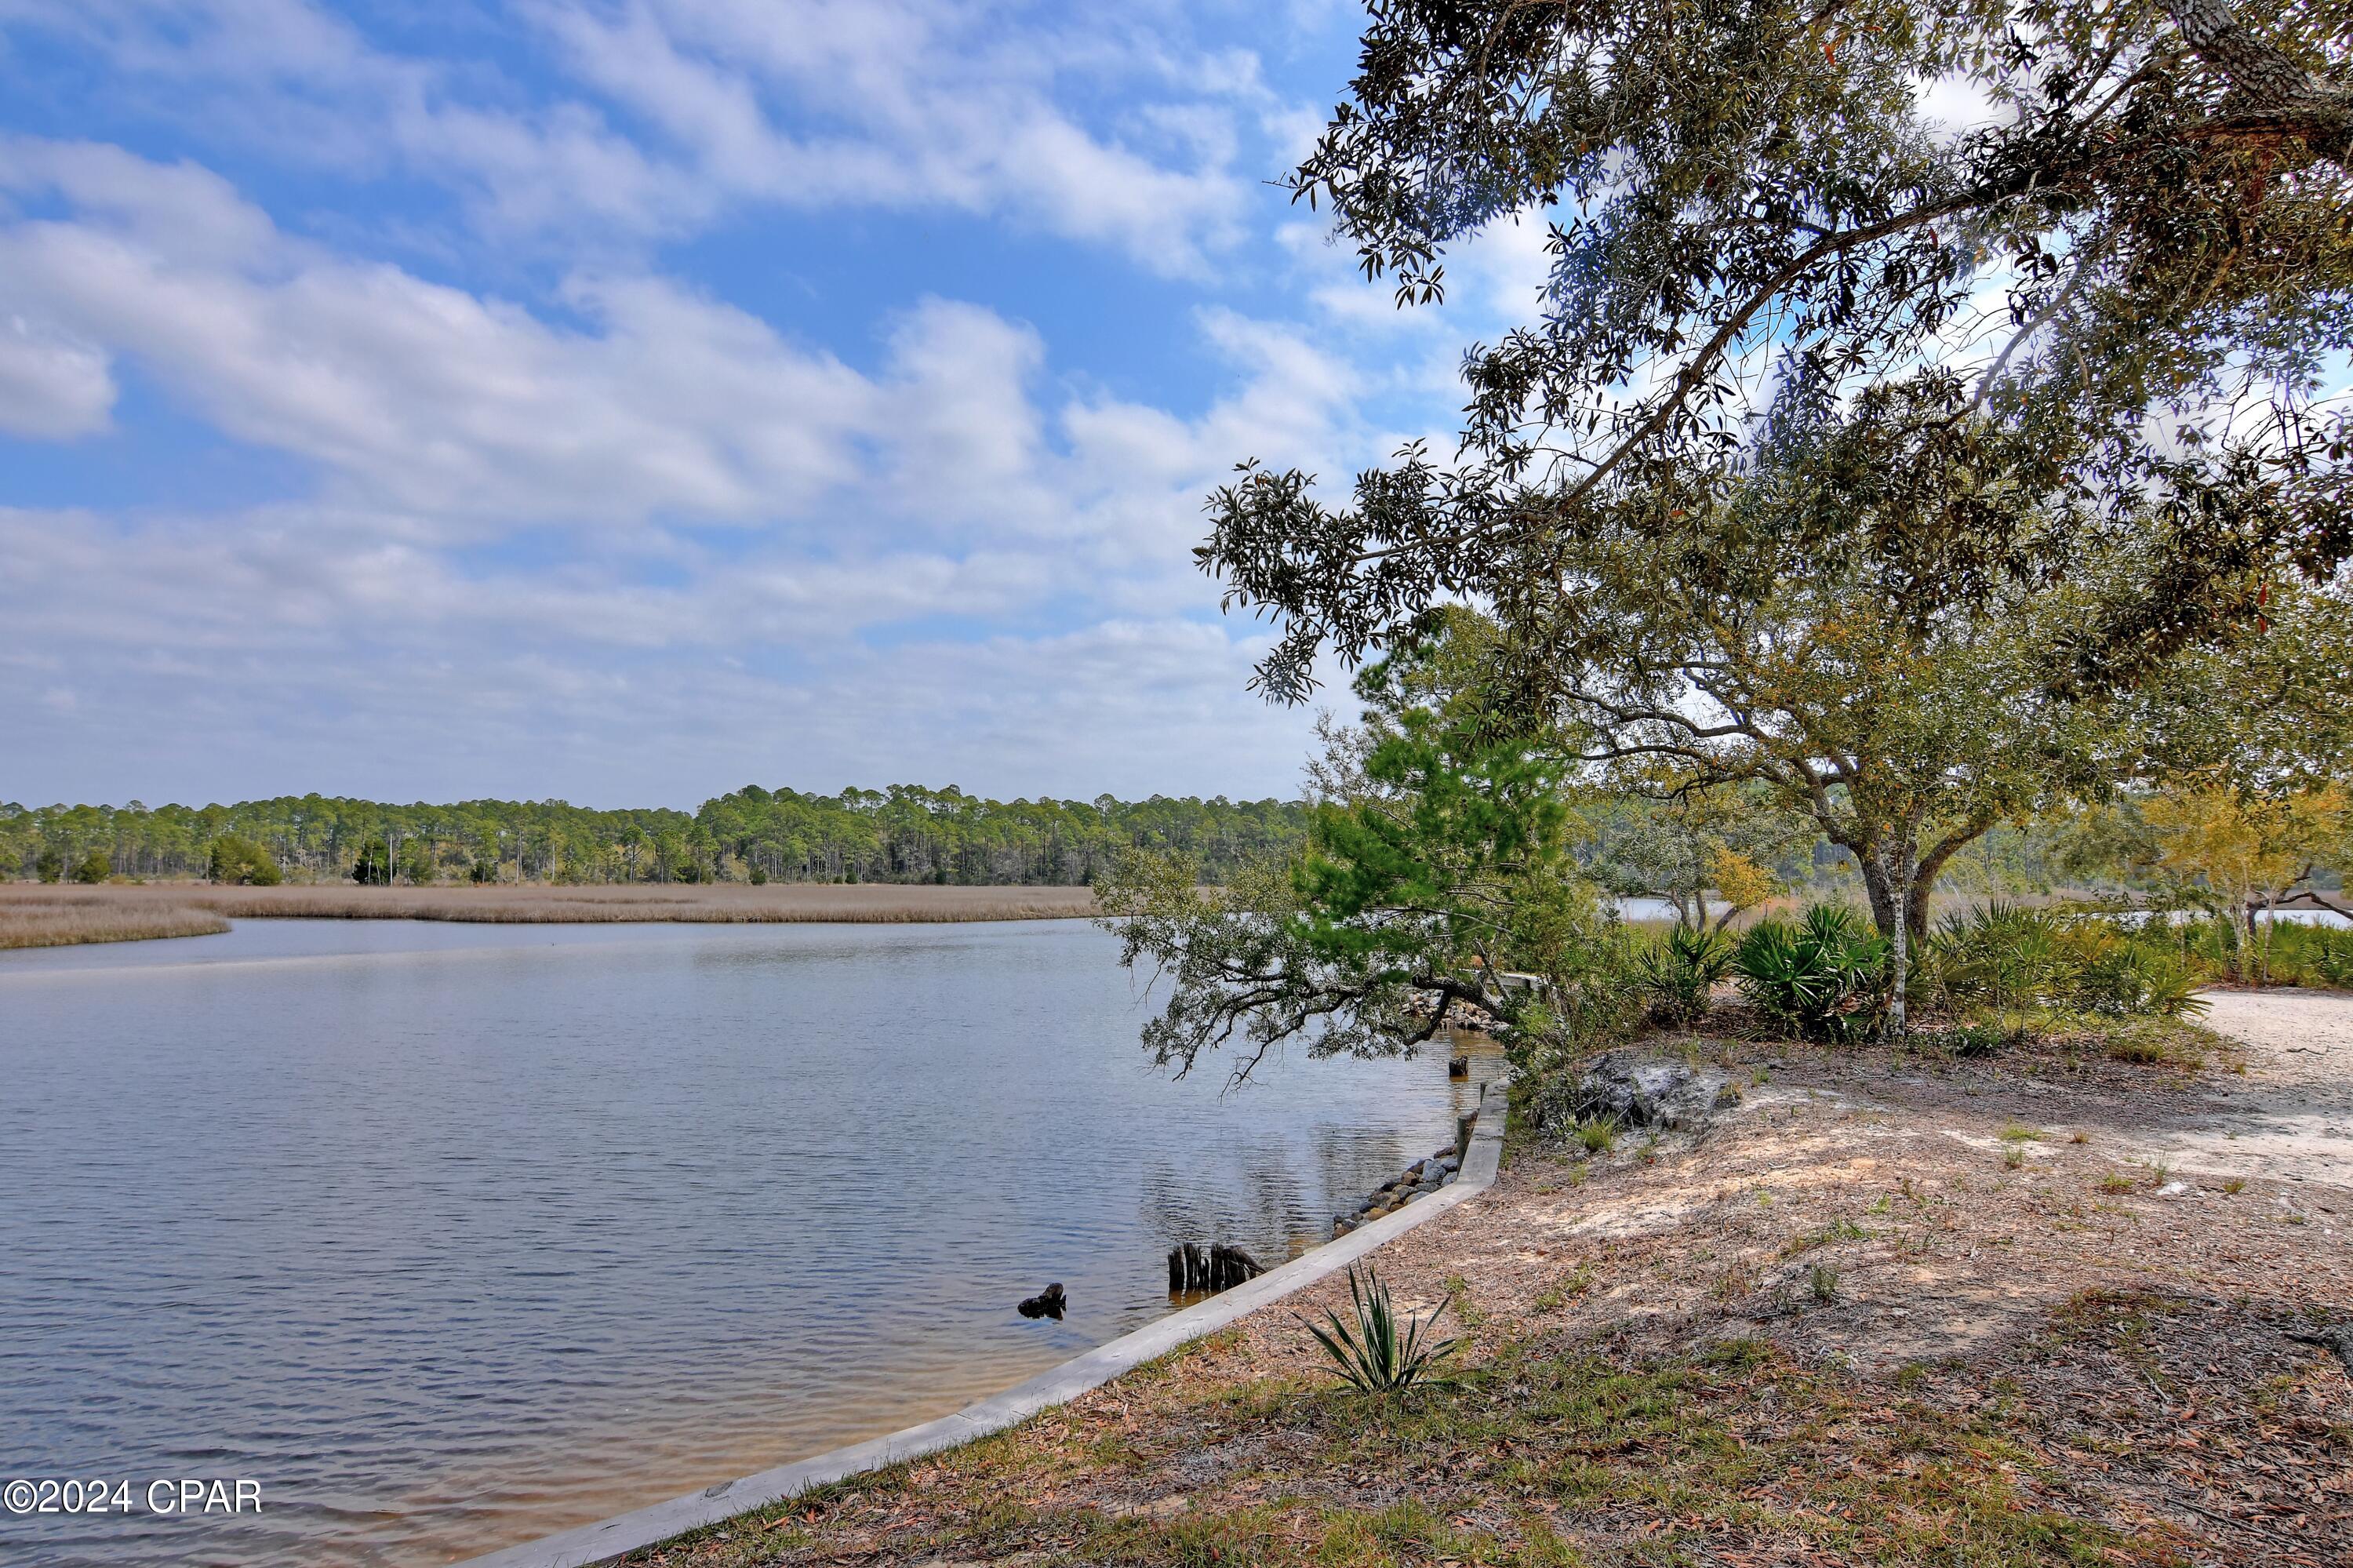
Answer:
[
  {"xmin": 0, "ymin": 142, "xmax": 887, "ymax": 524},
  {"xmin": 0, "ymin": 314, "xmax": 114, "ymax": 436},
  {"xmin": 0, "ymin": 5, "xmax": 1427, "ymax": 803},
  {"xmin": 0, "ymin": 504, "xmax": 1322, "ymax": 803},
  {"xmin": 0, "ymin": 0, "xmax": 1266, "ymax": 272},
  {"xmin": 0, "ymin": 131, "xmax": 1373, "ymax": 801}
]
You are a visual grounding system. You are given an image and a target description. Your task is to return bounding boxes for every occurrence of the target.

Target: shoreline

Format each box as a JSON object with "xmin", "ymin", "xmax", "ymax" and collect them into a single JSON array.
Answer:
[
  {"xmin": 0, "ymin": 882, "xmax": 1102, "ymax": 950},
  {"xmin": 457, "ymin": 1079, "xmax": 1513, "ymax": 1568},
  {"xmin": 589, "ymin": 994, "xmax": 2353, "ymax": 1568}
]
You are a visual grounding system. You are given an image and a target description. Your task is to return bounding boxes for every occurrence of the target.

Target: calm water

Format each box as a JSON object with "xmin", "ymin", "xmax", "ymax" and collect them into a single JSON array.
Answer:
[{"xmin": 0, "ymin": 919, "xmax": 1489, "ymax": 1566}]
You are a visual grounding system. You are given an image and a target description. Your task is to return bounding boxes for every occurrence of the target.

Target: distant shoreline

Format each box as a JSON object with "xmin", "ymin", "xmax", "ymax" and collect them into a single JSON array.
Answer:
[{"xmin": 0, "ymin": 882, "xmax": 1101, "ymax": 951}]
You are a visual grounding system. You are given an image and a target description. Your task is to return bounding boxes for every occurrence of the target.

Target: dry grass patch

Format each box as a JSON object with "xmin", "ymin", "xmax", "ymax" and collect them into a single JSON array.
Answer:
[
  {"xmin": 0, "ymin": 891, "xmax": 228, "ymax": 950},
  {"xmin": 626, "ymin": 1332, "xmax": 2182, "ymax": 1568},
  {"xmin": 0, "ymin": 881, "xmax": 1099, "ymax": 942}
]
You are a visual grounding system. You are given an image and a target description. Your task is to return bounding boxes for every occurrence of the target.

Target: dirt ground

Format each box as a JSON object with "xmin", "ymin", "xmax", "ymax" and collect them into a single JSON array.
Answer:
[
  {"xmin": 630, "ymin": 992, "xmax": 2353, "ymax": 1568},
  {"xmin": 2133, "ymin": 990, "xmax": 2353, "ymax": 1189}
]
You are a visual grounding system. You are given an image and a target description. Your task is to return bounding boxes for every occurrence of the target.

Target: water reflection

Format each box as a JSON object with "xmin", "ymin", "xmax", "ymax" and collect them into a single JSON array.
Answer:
[{"xmin": 0, "ymin": 919, "xmax": 1471, "ymax": 1567}]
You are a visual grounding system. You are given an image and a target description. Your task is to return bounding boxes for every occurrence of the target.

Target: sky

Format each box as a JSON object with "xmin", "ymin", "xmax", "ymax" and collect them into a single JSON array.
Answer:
[{"xmin": 0, "ymin": 0, "xmax": 1563, "ymax": 809}]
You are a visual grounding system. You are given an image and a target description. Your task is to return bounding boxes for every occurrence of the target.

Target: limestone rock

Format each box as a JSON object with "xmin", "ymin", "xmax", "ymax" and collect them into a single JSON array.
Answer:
[{"xmin": 1533, "ymin": 1051, "xmax": 1728, "ymax": 1134}]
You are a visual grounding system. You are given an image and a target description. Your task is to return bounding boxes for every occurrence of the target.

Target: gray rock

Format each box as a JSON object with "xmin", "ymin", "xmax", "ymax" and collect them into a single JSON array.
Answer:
[{"xmin": 1533, "ymin": 1051, "xmax": 1728, "ymax": 1133}]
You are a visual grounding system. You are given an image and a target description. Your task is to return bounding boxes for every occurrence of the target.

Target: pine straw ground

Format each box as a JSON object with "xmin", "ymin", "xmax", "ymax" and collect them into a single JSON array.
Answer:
[{"xmin": 622, "ymin": 1005, "xmax": 2353, "ymax": 1568}]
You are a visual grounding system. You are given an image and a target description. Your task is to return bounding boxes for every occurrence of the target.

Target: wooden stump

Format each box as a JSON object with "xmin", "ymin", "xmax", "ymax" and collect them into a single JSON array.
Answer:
[{"xmin": 1167, "ymin": 1242, "xmax": 1266, "ymax": 1294}]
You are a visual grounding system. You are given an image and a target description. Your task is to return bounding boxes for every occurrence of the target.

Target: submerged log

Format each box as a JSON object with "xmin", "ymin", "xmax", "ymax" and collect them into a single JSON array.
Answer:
[{"xmin": 1016, "ymin": 1282, "xmax": 1067, "ymax": 1320}]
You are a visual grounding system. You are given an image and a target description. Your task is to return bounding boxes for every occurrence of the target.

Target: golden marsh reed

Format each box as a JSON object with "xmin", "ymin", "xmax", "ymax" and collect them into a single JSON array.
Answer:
[
  {"xmin": 0, "ymin": 882, "xmax": 1099, "ymax": 949},
  {"xmin": 0, "ymin": 891, "xmax": 233, "ymax": 950}
]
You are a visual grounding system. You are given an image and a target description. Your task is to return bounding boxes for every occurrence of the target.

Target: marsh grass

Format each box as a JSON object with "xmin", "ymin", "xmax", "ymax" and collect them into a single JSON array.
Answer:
[
  {"xmin": 0, "ymin": 881, "xmax": 1099, "ymax": 948},
  {"xmin": 0, "ymin": 893, "xmax": 231, "ymax": 950}
]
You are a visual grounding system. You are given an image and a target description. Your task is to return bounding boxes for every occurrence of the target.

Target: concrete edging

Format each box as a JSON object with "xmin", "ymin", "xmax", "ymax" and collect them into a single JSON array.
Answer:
[{"xmin": 459, "ymin": 1075, "xmax": 1511, "ymax": 1568}]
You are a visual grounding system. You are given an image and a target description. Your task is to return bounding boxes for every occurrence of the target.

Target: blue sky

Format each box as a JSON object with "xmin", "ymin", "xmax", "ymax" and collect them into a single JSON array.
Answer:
[{"xmin": 0, "ymin": 0, "xmax": 1558, "ymax": 808}]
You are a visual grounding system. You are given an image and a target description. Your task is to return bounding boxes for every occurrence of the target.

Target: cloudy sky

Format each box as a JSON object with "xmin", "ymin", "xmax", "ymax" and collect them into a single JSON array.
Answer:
[{"xmin": 0, "ymin": 0, "xmax": 1557, "ymax": 809}]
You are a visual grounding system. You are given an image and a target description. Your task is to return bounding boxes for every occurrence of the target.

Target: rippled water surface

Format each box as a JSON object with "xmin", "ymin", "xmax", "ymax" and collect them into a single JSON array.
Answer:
[{"xmin": 0, "ymin": 919, "xmax": 1488, "ymax": 1566}]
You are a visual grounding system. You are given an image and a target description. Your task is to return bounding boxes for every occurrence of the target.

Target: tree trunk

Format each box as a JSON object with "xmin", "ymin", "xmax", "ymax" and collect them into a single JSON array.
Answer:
[{"xmin": 1858, "ymin": 835, "xmax": 1922, "ymax": 1039}]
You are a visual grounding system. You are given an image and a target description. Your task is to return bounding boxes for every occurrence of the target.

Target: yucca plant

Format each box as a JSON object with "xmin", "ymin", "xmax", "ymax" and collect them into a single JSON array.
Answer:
[
  {"xmin": 1301, "ymin": 1265, "xmax": 1460, "ymax": 1393},
  {"xmin": 1631, "ymin": 923, "xmax": 1733, "ymax": 1024}
]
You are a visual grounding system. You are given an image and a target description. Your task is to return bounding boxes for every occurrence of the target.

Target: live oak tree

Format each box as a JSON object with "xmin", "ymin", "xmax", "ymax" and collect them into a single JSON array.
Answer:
[
  {"xmin": 1514, "ymin": 410, "xmax": 2172, "ymax": 1029},
  {"xmin": 1205, "ymin": 0, "xmax": 2351, "ymax": 703},
  {"xmin": 1199, "ymin": 0, "xmax": 2351, "ymax": 1033}
]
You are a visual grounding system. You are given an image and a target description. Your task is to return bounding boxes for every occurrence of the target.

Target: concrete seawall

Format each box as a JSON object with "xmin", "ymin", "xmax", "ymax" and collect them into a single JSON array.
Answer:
[{"xmin": 460, "ymin": 1075, "xmax": 1511, "ymax": 1568}]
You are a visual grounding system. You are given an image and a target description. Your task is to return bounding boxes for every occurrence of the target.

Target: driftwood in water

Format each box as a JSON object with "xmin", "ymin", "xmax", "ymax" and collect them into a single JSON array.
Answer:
[
  {"xmin": 1166, "ymin": 1242, "xmax": 1265, "ymax": 1295},
  {"xmin": 1016, "ymin": 1282, "xmax": 1067, "ymax": 1320},
  {"xmin": 1448, "ymin": 1053, "xmax": 1470, "ymax": 1078}
]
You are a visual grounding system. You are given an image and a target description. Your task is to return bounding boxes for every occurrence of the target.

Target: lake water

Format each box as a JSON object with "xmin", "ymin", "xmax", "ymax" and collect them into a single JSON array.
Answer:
[{"xmin": 0, "ymin": 919, "xmax": 1491, "ymax": 1566}]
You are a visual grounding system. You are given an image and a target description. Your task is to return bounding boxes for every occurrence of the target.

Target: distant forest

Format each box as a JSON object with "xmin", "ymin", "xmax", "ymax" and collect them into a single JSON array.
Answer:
[{"xmin": 2, "ymin": 787, "xmax": 1310, "ymax": 886}]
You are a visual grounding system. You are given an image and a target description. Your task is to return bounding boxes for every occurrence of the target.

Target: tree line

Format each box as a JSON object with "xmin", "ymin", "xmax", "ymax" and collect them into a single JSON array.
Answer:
[{"xmin": 0, "ymin": 786, "xmax": 1311, "ymax": 887}]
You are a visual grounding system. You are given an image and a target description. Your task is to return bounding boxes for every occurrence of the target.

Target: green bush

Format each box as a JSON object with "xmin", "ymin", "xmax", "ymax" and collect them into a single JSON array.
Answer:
[
  {"xmin": 2249, "ymin": 920, "xmax": 2353, "ymax": 989},
  {"xmin": 1918, "ymin": 902, "xmax": 2068, "ymax": 1011},
  {"xmin": 1920, "ymin": 904, "xmax": 2207, "ymax": 1020},
  {"xmin": 1732, "ymin": 904, "xmax": 1889, "ymax": 1042},
  {"xmin": 2069, "ymin": 939, "xmax": 2206, "ymax": 1018},
  {"xmin": 69, "ymin": 849, "xmax": 112, "ymax": 884},
  {"xmin": 2311, "ymin": 930, "xmax": 2353, "ymax": 989},
  {"xmin": 1631, "ymin": 923, "xmax": 1733, "ymax": 1024}
]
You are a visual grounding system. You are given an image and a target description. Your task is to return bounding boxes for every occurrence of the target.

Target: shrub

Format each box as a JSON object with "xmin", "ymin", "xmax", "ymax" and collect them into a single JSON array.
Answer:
[
  {"xmin": 1631, "ymin": 923, "xmax": 1733, "ymax": 1024},
  {"xmin": 1731, "ymin": 904, "xmax": 1889, "ymax": 1042},
  {"xmin": 2069, "ymin": 939, "xmax": 2206, "ymax": 1017},
  {"xmin": 1913, "ymin": 1018, "xmax": 2027, "ymax": 1057},
  {"xmin": 1918, "ymin": 902, "xmax": 2068, "ymax": 1010},
  {"xmin": 1919, "ymin": 904, "xmax": 2209, "ymax": 1020},
  {"xmin": 69, "ymin": 850, "xmax": 112, "ymax": 884},
  {"xmin": 2259, "ymin": 922, "xmax": 2353, "ymax": 989},
  {"xmin": 2315, "ymin": 931, "xmax": 2353, "ymax": 989},
  {"xmin": 34, "ymin": 846, "xmax": 65, "ymax": 883}
]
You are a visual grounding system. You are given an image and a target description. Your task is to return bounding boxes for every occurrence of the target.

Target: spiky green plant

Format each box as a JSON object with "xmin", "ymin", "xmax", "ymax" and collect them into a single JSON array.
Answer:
[
  {"xmin": 1300, "ymin": 1265, "xmax": 1460, "ymax": 1393},
  {"xmin": 1631, "ymin": 923, "xmax": 1733, "ymax": 1024},
  {"xmin": 1731, "ymin": 904, "xmax": 1888, "ymax": 1042}
]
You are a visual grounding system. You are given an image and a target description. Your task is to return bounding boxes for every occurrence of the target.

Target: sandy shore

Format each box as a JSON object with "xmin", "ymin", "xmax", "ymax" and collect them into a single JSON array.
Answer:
[
  {"xmin": 618, "ymin": 994, "xmax": 2353, "ymax": 1566},
  {"xmin": 0, "ymin": 882, "xmax": 1100, "ymax": 948}
]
